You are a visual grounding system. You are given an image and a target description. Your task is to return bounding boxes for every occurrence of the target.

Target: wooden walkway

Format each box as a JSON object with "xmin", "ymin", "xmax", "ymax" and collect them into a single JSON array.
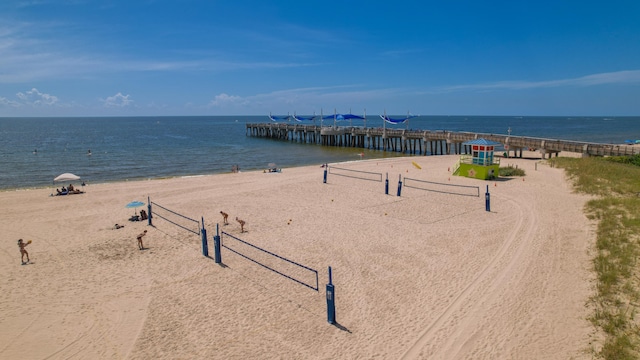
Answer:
[{"xmin": 246, "ymin": 123, "xmax": 640, "ymax": 158}]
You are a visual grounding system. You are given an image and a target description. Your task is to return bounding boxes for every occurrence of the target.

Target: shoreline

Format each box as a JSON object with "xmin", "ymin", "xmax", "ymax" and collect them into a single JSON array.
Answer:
[
  {"xmin": 0, "ymin": 154, "xmax": 594, "ymax": 359},
  {"xmin": 2, "ymin": 149, "xmax": 581, "ymax": 193}
]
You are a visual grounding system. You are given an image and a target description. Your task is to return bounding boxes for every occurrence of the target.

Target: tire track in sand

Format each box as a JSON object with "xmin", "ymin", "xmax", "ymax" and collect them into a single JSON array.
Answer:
[{"xmin": 400, "ymin": 191, "xmax": 536, "ymax": 359}]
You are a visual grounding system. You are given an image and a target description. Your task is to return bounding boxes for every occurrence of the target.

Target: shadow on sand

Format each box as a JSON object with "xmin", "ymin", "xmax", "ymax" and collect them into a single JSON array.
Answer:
[{"xmin": 331, "ymin": 322, "xmax": 352, "ymax": 333}]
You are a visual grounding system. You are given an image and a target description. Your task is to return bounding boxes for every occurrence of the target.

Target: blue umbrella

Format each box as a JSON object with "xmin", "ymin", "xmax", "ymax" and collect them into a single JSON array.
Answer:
[{"xmin": 126, "ymin": 201, "xmax": 145, "ymax": 215}]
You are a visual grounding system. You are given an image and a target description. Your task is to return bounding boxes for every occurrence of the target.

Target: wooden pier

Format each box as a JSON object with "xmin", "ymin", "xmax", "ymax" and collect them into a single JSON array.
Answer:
[{"xmin": 246, "ymin": 123, "xmax": 640, "ymax": 158}]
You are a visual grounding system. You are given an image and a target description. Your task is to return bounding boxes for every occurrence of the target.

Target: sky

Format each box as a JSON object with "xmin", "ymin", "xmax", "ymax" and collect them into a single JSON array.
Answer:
[{"xmin": 1, "ymin": 0, "xmax": 639, "ymax": 117}]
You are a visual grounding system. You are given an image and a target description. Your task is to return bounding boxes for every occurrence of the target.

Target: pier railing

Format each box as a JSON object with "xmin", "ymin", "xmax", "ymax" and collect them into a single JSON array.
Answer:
[{"xmin": 246, "ymin": 123, "xmax": 640, "ymax": 158}]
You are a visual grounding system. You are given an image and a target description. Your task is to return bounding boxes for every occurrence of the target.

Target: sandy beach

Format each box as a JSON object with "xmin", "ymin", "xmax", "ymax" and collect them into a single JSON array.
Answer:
[{"xmin": 0, "ymin": 154, "xmax": 595, "ymax": 359}]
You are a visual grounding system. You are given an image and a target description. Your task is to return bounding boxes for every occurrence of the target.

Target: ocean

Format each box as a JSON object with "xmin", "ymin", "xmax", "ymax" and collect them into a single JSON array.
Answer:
[{"xmin": 1, "ymin": 115, "xmax": 639, "ymax": 191}]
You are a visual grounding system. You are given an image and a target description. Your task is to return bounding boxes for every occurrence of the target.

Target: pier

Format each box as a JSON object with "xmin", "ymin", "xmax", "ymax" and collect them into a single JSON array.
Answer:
[{"xmin": 246, "ymin": 123, "xmax": 640, "ymax": 158}]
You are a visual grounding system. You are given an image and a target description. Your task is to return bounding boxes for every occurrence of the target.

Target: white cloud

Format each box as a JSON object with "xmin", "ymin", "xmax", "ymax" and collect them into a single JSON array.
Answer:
[
  {"xmin": 203, "ymin": 85, "xmax": 403, "ymax": 115},
  {"xmin": 0, "ymin": 96, "xmax": 22, "ymax": 107},
  {"xmin": 440, "ymin": 70, "xmax": 640, "ymax": 92},
  {"xmin": 254, "ymin": 86, "xmax": 400, "ymax": 108},
  {"xmin": 15, "ymin": 87, "xmax": 59, "ymax": 106},
  {"xmin": 208, "ymin": 93, "xmax": 248, "ymax": 107},
  {"xmin": 380, "ymin": 48, "xmax": 424, "ymax": 58},
  {"xmin": 0, "ymin": 18, "xmax": 314, "ymax": 84},
  {"xmin": 101, "ymin": 92, "xmax": 133, "ymax": 107}
]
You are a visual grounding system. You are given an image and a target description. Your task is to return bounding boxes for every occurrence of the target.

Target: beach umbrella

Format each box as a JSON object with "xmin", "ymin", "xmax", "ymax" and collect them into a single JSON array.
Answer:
[
  {"xmin": 52, "ymin": 173, "xmax": 82, "ymax": 196},
  {"xmin": 126, "ymin": 201, "xmax": 145, "ymax": 215},
  {"xmin": 54, "ymin": 173, "xmax": 81, "ymax": 182}
]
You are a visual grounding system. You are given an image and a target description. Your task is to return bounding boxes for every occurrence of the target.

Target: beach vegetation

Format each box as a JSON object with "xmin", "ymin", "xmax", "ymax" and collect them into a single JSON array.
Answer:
[
  {"xmin": 498, "ymin": 165, "xmax": 526, "ymax": 177},
  {"xmin": 606, "ymin": 154, "xmax": 640, "ymax": 167},
  {"xmin": 550, "ymin": 156, "xmax": 640, "ymax": 360}
]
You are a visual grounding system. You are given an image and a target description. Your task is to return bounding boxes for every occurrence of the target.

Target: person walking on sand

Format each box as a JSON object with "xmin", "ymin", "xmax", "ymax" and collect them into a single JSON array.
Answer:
[
  {"xmin": 17, "ymin": 239, "xmax": 31, "ymax": 264},
  {"xmin": 220, "ymin": 211, "xmax": 229, "ymax": 225},
  {"xmin": 235, "ymin": 217, "xmax": 246, "ymax": 233},
  {"xmin": 137, "ymin": 230, "xmax": 147, "ymax": 250}
]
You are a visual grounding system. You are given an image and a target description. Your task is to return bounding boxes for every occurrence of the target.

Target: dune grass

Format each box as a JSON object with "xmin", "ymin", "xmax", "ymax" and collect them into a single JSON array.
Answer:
[
  {"xmin": 499, "ymin": 165, "xmax": 526, "ymax": 177},
  {"xmin": 550, "ymin": 155, "xmax": 640, "ymax": 359}
]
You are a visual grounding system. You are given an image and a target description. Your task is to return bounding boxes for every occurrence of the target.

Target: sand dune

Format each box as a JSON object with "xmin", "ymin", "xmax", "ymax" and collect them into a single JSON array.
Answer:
[{"xmin": 0, "ymin": 154, "xmax": 594, "ymax": 359}]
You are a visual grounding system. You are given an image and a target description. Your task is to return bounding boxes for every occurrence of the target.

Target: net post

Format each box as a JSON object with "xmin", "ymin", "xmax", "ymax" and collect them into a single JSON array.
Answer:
[
  {"xmin": 485, "ymin": 185, "xmax": 491, "ymax": 212},
  {"xmin": 385, "ymin": 172, "xmax": 389, "ymax": 195},
  {"xmin": 396, "ymin": 174, "xmax": 403, "ymax": 197},
  {"xmin": 326, "ymin": 266, "xmax": 336, "ymax": 324},
  {"xmin": 147, "ymin": 196, "xmax": 153, "ymax": 226},
  {"xmin": 323, "ymin": 164, "xmax": 328, "ymax": 183},
  {"xmin": 201, "ymin": 217, "xmax": 209, "ymax": 257},
  {"xmin": 214, "ymin": 223, "xmax": 222, "ymax": 264}
]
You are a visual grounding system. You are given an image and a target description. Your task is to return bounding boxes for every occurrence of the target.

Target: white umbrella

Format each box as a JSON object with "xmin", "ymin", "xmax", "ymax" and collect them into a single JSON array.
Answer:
[
  {"xmin": 52, "ymin": 173, "xmax": 82, "ymax": 196},
  {"xmin": 54, "ymin": 173, "xmax": 81, "ymax": 182}
]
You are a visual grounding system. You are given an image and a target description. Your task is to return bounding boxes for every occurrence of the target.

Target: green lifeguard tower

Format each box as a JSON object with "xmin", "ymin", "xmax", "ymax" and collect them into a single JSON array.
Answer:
[{"xmin": 453, "ymin": 138, "xmax": 501, "ymax": 180}]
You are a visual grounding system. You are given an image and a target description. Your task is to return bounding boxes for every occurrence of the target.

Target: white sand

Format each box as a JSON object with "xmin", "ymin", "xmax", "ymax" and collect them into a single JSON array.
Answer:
[{"xmin": 0, "ymin": 154, "xmax": 595, "ymax": 359}]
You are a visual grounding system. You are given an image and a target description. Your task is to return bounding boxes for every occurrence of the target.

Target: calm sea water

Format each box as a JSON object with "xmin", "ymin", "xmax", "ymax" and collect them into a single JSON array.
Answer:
[{"xmin": 1, "ymin": 115, "xmax": 639, "ymax": 190}]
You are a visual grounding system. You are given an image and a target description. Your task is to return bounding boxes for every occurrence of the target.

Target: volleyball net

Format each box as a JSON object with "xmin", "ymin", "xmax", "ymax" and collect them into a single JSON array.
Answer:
[
  {"xmin": 149, "ymin": 200, "xmax": 201, "ymax": 235},
  {"xmin": 328, "ymin": 166, "xmax": 383, "ymax": 182},
  {"xmin": 403, "ymin": 177, "xmax": 480, "ymax": 197},
  {"xmin": 221, "ymin": 231, "xmax": 319, "ymax": 291}
]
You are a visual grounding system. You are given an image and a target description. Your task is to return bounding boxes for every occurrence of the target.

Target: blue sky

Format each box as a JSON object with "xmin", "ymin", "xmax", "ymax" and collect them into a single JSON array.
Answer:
[{"xmin": 1, "ymin": 0, "xmax": 639, "ymax": 117}]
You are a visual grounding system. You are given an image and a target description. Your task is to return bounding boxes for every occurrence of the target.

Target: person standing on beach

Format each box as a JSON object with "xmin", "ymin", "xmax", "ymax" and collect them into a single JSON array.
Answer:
[
  {"xmin": 17, "ymin": 239, "xmax": 31, "ymax": 264},
  {"xmin": 220, "ymin": 211, "xmax": 229, "ymax": 225},
  {"xmin": 137, "ymin": 230, "xmax": 147, "ymax": 250},
  {"xmin": 235, "ymin": 217, "xmax": 246, "ymax": 233}
]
